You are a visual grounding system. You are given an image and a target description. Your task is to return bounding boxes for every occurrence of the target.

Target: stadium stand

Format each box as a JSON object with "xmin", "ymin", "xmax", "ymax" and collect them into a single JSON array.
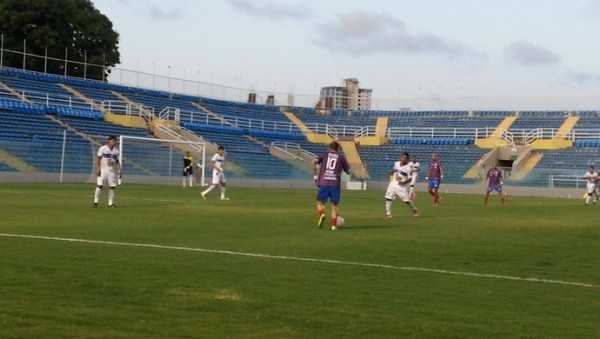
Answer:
[
  {"xmin": 511, "ymin": 111, "xmax": 569, "ymax": 130},
  {"xmin": 199, "ymin": 97, "xmax": 289, "ymax": 122},
  {"xmin": 2, "ymin": 66, "xmax": 600, "ymax": 187},
  {"xmin": 0, "ymin": 108, "xmax": 90, "ymax": 173},
  {"xmin": 184, "ymin": 124, "xmax": 308, "ymax": 179},
  {"xmin": 0, "ymin": 162, "xmax": 17, "ymax": 171},
  {"xmin": 360, "ymin": 144, "xmax": 485, "ymax": 183}
]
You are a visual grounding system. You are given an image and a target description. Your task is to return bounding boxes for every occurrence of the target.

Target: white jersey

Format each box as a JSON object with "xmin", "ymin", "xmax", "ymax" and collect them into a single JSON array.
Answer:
[
  {"xmin": 393, "ymin": 161, "xmax": 415, "ymax": 187},
  {"xmin": 97, "ymin": 145, "xmax": 119, "ymax": 171},
  {"xmin": 409, "ymin": 161, "xmax": 420, "ymax": 186},
  {"xmin": 584, "ymin": 171, "xmax": 598, "ymax": 193},
  {"xmin": 211, "ymin": 153, "xmax": 226, "ymax": 185},
  {"xmin": 584, "ymin": 171, "xmax": 598, "ymax": 184},
  {"xmin": 212, "ymin": 153, "xmax": 225, "ymax": 171}
]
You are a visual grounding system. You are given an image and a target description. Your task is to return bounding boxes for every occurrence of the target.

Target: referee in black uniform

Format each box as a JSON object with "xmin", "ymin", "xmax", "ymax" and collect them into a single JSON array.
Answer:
[{"xmin": 182, "ymin": 151, "xmax": 194, "ymax": 188}]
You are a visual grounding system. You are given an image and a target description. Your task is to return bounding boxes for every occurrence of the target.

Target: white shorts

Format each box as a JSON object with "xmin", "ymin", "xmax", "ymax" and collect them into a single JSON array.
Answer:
[
  {"xmin": 97, "ymin": 168, "xmax": 117, "ymax": 187},
  {"xmin": 385, "ymin": 181, "xmax": 410, "ymax": 202},
  {"xmin": 212, "ymin": 170, "xmax": 226, "ymax": 185},
  {"xmin": 587, "ymin": 183, "xmax": 596, "ymax": 194}
]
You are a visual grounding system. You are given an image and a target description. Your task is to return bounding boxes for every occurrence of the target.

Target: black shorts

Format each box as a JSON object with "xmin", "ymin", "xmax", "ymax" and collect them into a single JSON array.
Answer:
[{"xmin": 183, "ymin": 167, "xmax": 193, "ymax": 176}]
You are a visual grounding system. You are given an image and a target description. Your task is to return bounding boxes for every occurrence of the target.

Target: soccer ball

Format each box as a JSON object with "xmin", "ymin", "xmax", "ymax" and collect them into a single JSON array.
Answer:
[{"xmin": 336, "ymin": 216, "xmax": 345, "ymax": 228}]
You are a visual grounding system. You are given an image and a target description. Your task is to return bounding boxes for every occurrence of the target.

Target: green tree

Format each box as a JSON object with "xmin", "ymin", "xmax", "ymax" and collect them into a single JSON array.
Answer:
[{"xmin": 0, "ymin": 0, "xmax": 120, "ymax": 80}]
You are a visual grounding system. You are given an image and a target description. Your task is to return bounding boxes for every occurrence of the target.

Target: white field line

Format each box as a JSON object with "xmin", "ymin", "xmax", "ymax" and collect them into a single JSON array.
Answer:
[{"xmin": 0, "ymin": 233, "xmax": 597, "ymax": 289}]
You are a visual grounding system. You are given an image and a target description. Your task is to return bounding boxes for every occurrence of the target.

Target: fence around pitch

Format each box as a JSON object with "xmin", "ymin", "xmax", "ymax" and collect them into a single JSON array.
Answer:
[{"xmin": 548, "ymin": 175, "xmax": 587, "ymax": 189}]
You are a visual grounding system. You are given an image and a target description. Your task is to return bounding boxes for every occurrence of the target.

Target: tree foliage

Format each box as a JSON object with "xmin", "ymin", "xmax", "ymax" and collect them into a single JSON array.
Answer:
[{"xmin": 0, "ymin": 0, "xmax": 120, "ymax": 80}]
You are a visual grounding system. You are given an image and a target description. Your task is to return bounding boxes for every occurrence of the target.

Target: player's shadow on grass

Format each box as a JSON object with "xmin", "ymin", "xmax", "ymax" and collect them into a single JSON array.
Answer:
[
  {"xmin": 344, "ymin": 216, "xmax": 439, "ymax": 231},
  {"xmin": 343, "ymin": 224, "xmax": 408, "ymax": 231}
]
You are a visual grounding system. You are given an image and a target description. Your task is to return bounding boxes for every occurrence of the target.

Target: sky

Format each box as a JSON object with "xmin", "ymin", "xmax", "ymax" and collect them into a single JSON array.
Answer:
[{"xmin": 92, "ymin": 0, "xmax": 600, "ymax": 109}]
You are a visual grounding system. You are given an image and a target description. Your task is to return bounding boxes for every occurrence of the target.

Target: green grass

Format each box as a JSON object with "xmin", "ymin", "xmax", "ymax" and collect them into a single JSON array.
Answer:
[{"xmin": 1, "ymin": 183, "xmax": 599, "ymax": 338}]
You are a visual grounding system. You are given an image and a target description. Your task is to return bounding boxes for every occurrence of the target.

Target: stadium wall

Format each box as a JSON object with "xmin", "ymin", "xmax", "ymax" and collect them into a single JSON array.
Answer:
[{"xmin": 0, "ymin": 172, "xmax": 586, "ymax": 199}]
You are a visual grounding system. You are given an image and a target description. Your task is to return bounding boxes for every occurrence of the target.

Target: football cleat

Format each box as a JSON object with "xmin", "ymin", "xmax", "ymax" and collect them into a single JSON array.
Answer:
[
  {"xmin": 93, "ymin": 202, "xmax": 98, "ymax": 208},
  {"xmin": 331, "ymin": 226, "xmax": 338, "ymax": 231},
  {"xmin": 220, "ymin": 197, "xmax": 230, "ymax": 201},
  {"xmin": 201, "ymin": 193, "xmax": 206, "ymax": 200},
  {"xmin": 412, "ymin": 208, "xmax": 420, "ymax": 217},
  {"xmin": 108, "ymin": 204, "xmax": 116, "ymax": 208}
]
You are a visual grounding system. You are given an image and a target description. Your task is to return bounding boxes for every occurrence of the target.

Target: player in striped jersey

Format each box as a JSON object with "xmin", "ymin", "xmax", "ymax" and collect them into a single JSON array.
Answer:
[
  {"xmin": 314, "ymin": 141, "xmax": 351, "ymax": 230},
  {"xmin": 425, "ymin": 153, "xmax": 443, "ymax": 207},
  {"xmin": 93, "ymin": 135, "xmax": 120, "ymax": 208},
  {"xmin": 201, "ymin": 146, "xmax": 229, "ymax": 200}
]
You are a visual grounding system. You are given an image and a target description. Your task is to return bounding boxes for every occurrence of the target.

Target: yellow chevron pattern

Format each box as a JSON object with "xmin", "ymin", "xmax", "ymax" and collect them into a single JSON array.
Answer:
[
  {"xmin": 283, "ymin": 111, "xmax": 333, "ymax": 144},
  {"xmin": 475, "ymin": 116, "xmax": 517, "ymax": 149},
  {"xmin": 339, "ymin": 141, "xmax": 368, "ymax": 179},
  {"xmin": 0, "ymin": 148, "xmax": 38, "ymax": 172},
  {"xmin": 530, "ymin": 116, "xmax": 579, "ymax": 150},
  {"xmin": 357, "ymin": 117, "xmax": 388, "ymax": 146}
]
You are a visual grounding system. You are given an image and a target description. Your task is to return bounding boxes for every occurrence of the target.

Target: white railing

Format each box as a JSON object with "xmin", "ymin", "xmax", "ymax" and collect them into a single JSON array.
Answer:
[
  {"xmin": 186, "ymin": 110, "xmax": 301, "ymax": 134},
  {"xmin": 501, "ymin": 130, "xmax": 514, "ymax": 143},
  {"xmin": 387, "ymin": 127, "xmax": 600, "ymax": 142},
  {"xmin": 567, "ymin": 129, "xmax": 600, "ymax": 140},
  {"xmin": 388, "ymin": 127, "xmax": 495, "ymax": 139},
  {"xmin": 0, "ymin": 86, "xmax": 159, "ymax": 120},
  {"xmin": 184, "ymin": 109, "xmax": 371, "ymax": 137},
  {"xmin": 159, "ymin": 106, "xmax": 180, "ymax": 121},
  {"xmin": 548, "ymin": 175, "xmax": 587, "ymax": 189},
  {"xmin": 270, "ymin": 141, "xmax": 317, "ymax": 160},
  {"xmin": 0, "ymin": 86, "xmax": 97, "ymax": 110},
  {"xmin": 4, "ymin": 84, "xmax": 600, "ymax": 142},
  {"xmin": 101, "ymin": 100, "xmax": 154, "ymax": 118}
]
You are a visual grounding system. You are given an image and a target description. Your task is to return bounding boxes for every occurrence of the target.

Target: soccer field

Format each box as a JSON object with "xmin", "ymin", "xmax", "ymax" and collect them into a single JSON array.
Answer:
[{"xmin": 1, "ymin": 184, "xmax": 599, "ymax": 338}]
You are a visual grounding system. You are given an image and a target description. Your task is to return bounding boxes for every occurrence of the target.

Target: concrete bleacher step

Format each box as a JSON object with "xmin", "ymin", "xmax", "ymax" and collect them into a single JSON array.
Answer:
[
  {"xmin": 283, "ymin": 111, "xmax": 333, "ymax": 144},
  {"xmin": 0, "ymin": 148, "xmax": 38, "ymax": 173},
  {"xmin": 250, "ymin": 135, "xmax": 313, "ymax": 174},
  {"xmin": 511, "ymin": 152, "xmax": 544, "ymax": 181},
  {"xmin": 555, "ymin": 116, "xmax": 580, "ymax": 138},
  {"xmin": 0, "ymin": 81, "xmax": 28, "ymax": 101},
  {"xmin": 339, "ymin": 141, "xmax": 368, "ymax": 179},
  {"xmin": 61, "ymin": 84, "xmax": 147, "ymax": 129},
  {"xmin": 190, "ymin": 102, "xmax": 234, "ymax": 127},
  {"xmin": 463, "ymin": 149, "xmax": 496, "ymax": 180}
]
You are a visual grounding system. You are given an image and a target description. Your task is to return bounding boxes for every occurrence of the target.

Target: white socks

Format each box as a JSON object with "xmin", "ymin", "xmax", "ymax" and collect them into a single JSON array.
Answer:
[
  {"xmin": 202, "ymin": 185, "xmax": 215, "ymax": 196},
  {"xmin": 94, "ymin": 187, "xmax": 115, "ymax": 206},
  {"xmin": 386, "ymin": 200, "xmax": 417, "ymax": 216},
  {"xmin": 183, "ymin": 176, "xmax": 193, "ymax": 188},
  {"xmin": 385, "ymin": 200, "xmax": 392, "ymax": 216},
  {"xmin": 108, "ymin": 189, "xmax": 115, "ymax": 206},
  {"xmin": 202, "ymin": 185, "xmax": 228, "ymax": 200},
  {"xmin": 94, "ymin": 187, "xmax": 101, "ymax": 204}
]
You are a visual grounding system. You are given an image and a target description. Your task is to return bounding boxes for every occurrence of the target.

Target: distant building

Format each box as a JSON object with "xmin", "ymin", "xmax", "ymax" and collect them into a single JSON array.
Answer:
[{"xmin": 319, "ymin": 78, "xmax": 372, "ymax": 111}]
